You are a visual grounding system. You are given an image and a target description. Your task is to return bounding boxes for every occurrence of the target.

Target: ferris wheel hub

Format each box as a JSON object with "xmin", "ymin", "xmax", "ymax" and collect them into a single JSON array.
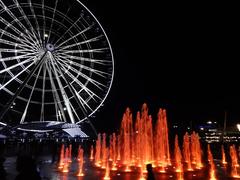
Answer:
[{"xmin": 46, "ymin": 43, "xmax": 55, "ymax": 52}]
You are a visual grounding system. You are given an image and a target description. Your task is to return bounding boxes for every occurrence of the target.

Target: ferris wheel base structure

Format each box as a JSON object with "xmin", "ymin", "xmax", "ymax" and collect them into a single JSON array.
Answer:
[{"xmin": 0, "ymin": 121, "xmax": 89, "ymax": 138}]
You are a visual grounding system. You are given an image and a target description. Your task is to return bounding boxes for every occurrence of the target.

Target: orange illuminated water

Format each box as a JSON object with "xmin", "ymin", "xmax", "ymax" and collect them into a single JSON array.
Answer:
[
  {"xmin": 92, "ymin": 103, "xmax": 206, "ymax": 177},
  {"xmin": 62, "ymin": 147, "xmax": 69, "ymax": 173},
  {"xmin": 183, "ymin": 132, "xmax": 193, "ymax": 171},
  {"xmin": 58, "ymin": 144, "xmax": 64, "ymax": 169},
  {"xmin": 54, "ymin": 103, "xmax": 240, "ymax": 179},
  {"xmin": 207, "ymin": 144, "xmax": 217, "ymax": 180},
  {"xmin": 191, "ymin": 131, "xmax": 203, "ymax": 169},
  {"xmin": 155, "ymin": 108, "xmax": 171, "ymax": 168},
  {"xmin": 95, "ymin": 134, "xmax": 101, "ymax": 167},
  {"xmin": 221, "ymin": 145, "xmax": 227, "ymax": 165},
  {"xmin": 76, "ymin": 146, "xmax": 84, "ymax": 176},
  {"xmin": 103, "ymin": 148, "xmax": 110, "ymax": 180},
  {"xmin": 90, "ymin": 145, "xmax": 94, "ymax": 160},
  {"xmin": 230, "ymin": 145, "xmax": 240, "ymax": 178},
  {"xmin": 174, "ymin": 135, "xmax": 183, "ymax": 173}
]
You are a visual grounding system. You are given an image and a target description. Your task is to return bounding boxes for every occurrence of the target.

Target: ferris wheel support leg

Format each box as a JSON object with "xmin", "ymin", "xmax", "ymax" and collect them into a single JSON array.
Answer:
[
  {"xmin": 0, "ymin": 51, "xmax": 47, "ymax": 122},
  {"xmin": 51, "ymin": 55, "xmax": 98, "ymax": 138}
]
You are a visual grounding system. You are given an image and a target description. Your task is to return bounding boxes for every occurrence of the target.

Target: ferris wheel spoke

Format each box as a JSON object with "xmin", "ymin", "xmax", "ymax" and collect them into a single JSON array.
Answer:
[
  {"xmin": 53, "ymin": 14, "xmax": 84, "ymax": 45},
  {"xmin": 41, "ymin": 0, "xmax": 46, "ymax": 44},
  {"xmin": 53, "ymin": 63, "xmax": 92, "ymax": 117},
  {"xmin": 56, "ymin": 53, "xmax": 112, "ymax": 65},
  {"xmin": 0, "ymin": 19, "xmax": 38, "ymax": 50},
  {"xmin": 53, "ymin": 60, "xmax": 94, "ymax": 112},
  {"xmin": 0, "ymin": 52, "xmax": 38, "ymax": 62},
  {"xmin": 0, "ymin": 53, "xmax": 44, "ymax": 90},
  {"xmin": 58, "ymin": 61, "xmax": 104, "ymax": 91},
  {"xmin": 0, "ymin": 48, "xmax": 34, "ymax": 54},
  {"xmin": 48, "ymin": 52, "xmax": 75, "ymax": 123},
  {"xmin": 12, "ymin": 0, "xmax": 41, "ymax": 49},
  {"xmin": 0, "ymin": 36, "xmax": 38, "ymax": 51},
  {"xmin": 45, "ymin": 61, "xmax": 67, "ymax": 122},
  {"xmin": 54, "ymin": 57, "xmax": 101, "ymax": 102},
  {"xmin": 56, "ymin": 54, "xmax": 111, "ymax": 78},
  {"xmin": 0, "ymin": 28, "xmax": 38, "ymax": 50},
  {"xmin": 0, "ymin": 58, "xmax": 33, "ymax": 74},
  {"xmin": 20, "ymin": 60, "xmax": 44, "ymax": 123},
  {"xmin": 0, "ymin": 1, "xmax": 39, "ymax": 45},
  {"xmin": 55, "ymin": 24, "xmax": 93, "ymax": 49},
  {"xmin": 58, "ymin": 59, "xmax": 106, "ymax": 90},
  {"xmin": 46, "ymin": 0, "xmax": 58, "ymax": 44},
  {"xmin": 53, "ymin": 56, "xmax": 101, "ymax": 101},
  {"xmin": 57, "ymin": 34, "xmax": 104, "ymax": 50},
  {"xmin": 40, "ymin": 63, "xmax": 47, "ymax": 121},
  {"xmin": 56, "ymin": 47, "xmax": 109, "ymax": 54},
  {"xmin": 69, "ymin": 102, "xmax": 81, "ymax": 121},
  {"xmin": 50, "ymin": 6, "xmax": 71, "ymax": 44},
  {"xmin": 52, "ymin": 54, "xmax": 94, "ymax": 112},
  {"xmin": 28, "ymin": 0, "xmax": 43, "ymax": 46}
]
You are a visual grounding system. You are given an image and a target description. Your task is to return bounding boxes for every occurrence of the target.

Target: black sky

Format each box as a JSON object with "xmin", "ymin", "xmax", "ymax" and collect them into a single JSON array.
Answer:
[{"xmin": 78, "ymin": 1, "xmax": 240, "ymax": 133}]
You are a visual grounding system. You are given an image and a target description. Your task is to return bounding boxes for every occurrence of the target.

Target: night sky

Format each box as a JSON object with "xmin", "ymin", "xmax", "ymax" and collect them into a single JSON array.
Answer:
[
  {"xmin": 79, "ymin": 1, "xmax": 240, "ymax": 133},
  {"xmin": 0, "ymin": 1, "xmax": 239, "ymax": 135}
]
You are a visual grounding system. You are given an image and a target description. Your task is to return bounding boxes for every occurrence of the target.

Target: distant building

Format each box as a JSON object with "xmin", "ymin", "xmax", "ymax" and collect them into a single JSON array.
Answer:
[{"xmin": 198, "ymin": 121, "xmax": 240, "ymax": 143}]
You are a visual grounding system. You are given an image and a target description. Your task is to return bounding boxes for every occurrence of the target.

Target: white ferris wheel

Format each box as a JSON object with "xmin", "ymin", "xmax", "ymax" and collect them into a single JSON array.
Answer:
[{"xmin": 0, "ymin": 0, "xmax": 114, "ymax": 127}]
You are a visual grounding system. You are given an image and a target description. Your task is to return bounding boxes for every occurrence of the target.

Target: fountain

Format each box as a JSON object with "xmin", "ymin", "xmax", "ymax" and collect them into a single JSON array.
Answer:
[
  {"xmin": 230, "ymin": 145, "xmax": 240, "ymax": 178},
  {"xmin": 174, "ymin": 135, "xmax": 183, "ymax": 179},
  {"xmin": 95, "ymin": 134, "xmax": 101, "ymax": 167},
  {"xmin": 207, "ymin": 144, "xmax": 217, "ymax": 180},
  {"xmin": 183, "ymin": 132, "xmax": 193, "ymax": 171},
  {"xmin": 76, "ymin": 146, "xmax": 84, "ymax": 176},
  {"xmin": 54, "ymin": 103, "xmax": 240, "ymax": 179},
  {"xmin": 91, "ymin": 103, "xmax": 206, "ymax": 179},
  {"xmin": 221, "ymin": 145, "xmax": 227, "ymax": 165},
  {"xmin": 90, "ymin": 145, "xmax": 94, "ymax": 160},
  {"xmin": 58, "ymin": 144, "xmax": 64, "ymax": 169}
]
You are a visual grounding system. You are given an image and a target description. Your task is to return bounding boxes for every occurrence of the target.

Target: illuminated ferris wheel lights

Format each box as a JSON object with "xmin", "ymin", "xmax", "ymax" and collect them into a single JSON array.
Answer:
[{"xmin": 0, "ymin": 0, "xmax": 114, "ymax": 126}]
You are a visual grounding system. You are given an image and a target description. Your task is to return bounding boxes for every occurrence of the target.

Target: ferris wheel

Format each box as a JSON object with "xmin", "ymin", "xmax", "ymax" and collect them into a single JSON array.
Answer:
[{"xmin": 0, "ymin": 0, "xmax": 114, "ymax": 125}]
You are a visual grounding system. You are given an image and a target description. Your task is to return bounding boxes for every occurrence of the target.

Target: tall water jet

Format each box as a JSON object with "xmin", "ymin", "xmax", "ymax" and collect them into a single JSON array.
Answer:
[
  {"xmin": 207, "ymin": 144, "xmax": 217, "ymax": 180},
  {"xmin": 104, "ymin": 148, "xmax": 110, "ymax": 180},
  {"xmin": 230, "ymin": 145, "xmax": 240, "ymax": 178},
  {"xmin": 139, "ymin": 164, "xmax": 146, "ymax": 180},
  {"xmin": 117, "ymin": 134, "xmax": 121, "ymax": 161},
  {"xmin": 90, "ymin": 145, "xmax": 94, "ymax": 160},
  {"xmin": 174, "ymin": 135, "xmax": 183, "ymax": 172},
  {"xmin": 111, "ymin": 133, "xmax": 117, "ymax": 171},
  {"xmin": 120, "ymin": 107, "xmax": 132, "ymax": 172},
  {"xmin": 175, "ymin": 135, "xmax": 184, "ymax": 180},
  {"xmin": 95, "ymin": 134, "xmax": 101, "ymax": 167},
  {"xmin": 62, "ymin": 147, "xmax": 69, "ymax": 173},
  {"xmin": 68, "ymin": 144, "xmax": 72, "ymax": 163},
  {"xmin": 135, "ymin": 111, "xmax": 141, "ymax": 167},
  {"xmin": 221, "ymin": 145, "xmax": 227, "ymax": 165},
  {"xmin": 191, "ymin": 131, "xmax": 203, "ymax": 169},
  {"xmin": 154, "ymin": 108, "xmax": 171, "ymax": 170},
  {"xmin": 183, "ymin": 132, "xmax": 193, "ymax": 171},
  {"xmin": 58, "ymin": 144, "xmax": 64, "ymax": 169},
  {"xmin": 101, "ymin": 133, "xmax": 107, "ymax": 169},
  {"xmin": 76, "ymin": 146, "xmax": 84, "ymax": 176},
  {"xmin": 109, "ymin": 135, "xmax": 113, "ymax": 161}
]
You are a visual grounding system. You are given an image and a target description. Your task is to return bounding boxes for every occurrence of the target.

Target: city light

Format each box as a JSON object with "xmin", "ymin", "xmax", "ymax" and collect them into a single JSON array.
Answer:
[{"xmin": 237, "ymin": 124, "xmax": 240, "ymax": 131}]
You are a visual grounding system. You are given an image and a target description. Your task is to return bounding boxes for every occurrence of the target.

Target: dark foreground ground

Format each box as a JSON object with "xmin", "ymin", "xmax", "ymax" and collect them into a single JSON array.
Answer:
[{"xmin": 2, "ymin": 155, "xmax": 236, "ymax": 180}]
